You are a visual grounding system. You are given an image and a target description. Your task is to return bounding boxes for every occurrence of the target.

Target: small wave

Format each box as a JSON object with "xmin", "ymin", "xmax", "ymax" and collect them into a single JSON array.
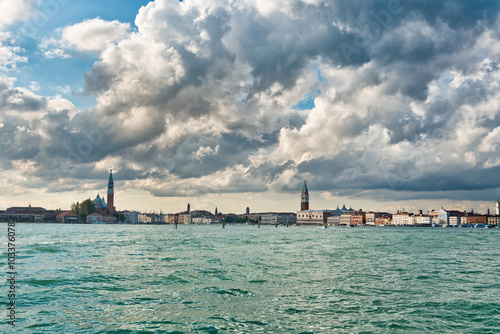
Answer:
[
  {"xmin": 249, "ymin": 279, "xmax": 267, "ymax": 284},
  {"xmin": 284, "ymin": 307, "xmax": 307, "ymax": 314},
  {"xmin": 33, "ymin": 245, "xmax": 64, "ymax": 253},
  {"xmin": 196, "ymin": 326, "xmax": 221, "ymax": 334},
  {"xmin": 203, "ymin": 287, "xmax": 251, "ymax": 296},
  {"xmin": 164, "ymin": 274, "xmax": 189, "ymax": 284},
  {"xmin": 25, "ymin": 278, "xmax": 62, "ymax": 286}
]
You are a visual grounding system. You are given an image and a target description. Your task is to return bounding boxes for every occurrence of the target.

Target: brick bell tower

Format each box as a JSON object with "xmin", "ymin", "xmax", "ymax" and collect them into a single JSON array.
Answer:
[
  {"xmin": 301, "ymin": 180, "xmax": 309, "ymax": 211},
  {"xmin": 107, "ymin": 169, "xmax": 114, "ymax": 215}
]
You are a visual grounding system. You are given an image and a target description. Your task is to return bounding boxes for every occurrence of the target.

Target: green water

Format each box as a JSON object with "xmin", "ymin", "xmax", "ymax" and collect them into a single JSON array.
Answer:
[{"xmin": 1, "ymin": 224, "xmax": 499, "ymax": 333}]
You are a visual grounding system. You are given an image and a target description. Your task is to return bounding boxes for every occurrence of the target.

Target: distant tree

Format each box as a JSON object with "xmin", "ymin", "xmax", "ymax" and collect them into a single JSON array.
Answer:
[
  {"xmin": 70, "ymin": 202, "xmax": 80, "ymax": 216},
  {"xmin": 223, "ymin": 216, "xmax": 236, "ymax": 224},
  {"xmin": 78, "ymin": 199, "xmax": 96, "ymax": 221}
]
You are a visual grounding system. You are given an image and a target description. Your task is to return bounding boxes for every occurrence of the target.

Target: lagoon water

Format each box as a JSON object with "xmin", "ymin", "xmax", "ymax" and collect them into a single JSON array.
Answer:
[{"xmin": 2, "ymin": 224, "xmax": 500, "ymax": 333}]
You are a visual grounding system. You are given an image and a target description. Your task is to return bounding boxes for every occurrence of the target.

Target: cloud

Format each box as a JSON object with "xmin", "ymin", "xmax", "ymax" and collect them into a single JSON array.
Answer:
[
  {"xmin": 40, "ymin": 18, "xmax": 132, "ymax": 58},
  {"xmin": 3, "ymin": 0, "xmax": 500, "ymax": 206},
  {"xmin": 0, "ymin": 33, "xmax": 28, "ymax": 70},
  {"xmin": 0, "ymin": 0, "xmax": 38, "ymax": 30}
]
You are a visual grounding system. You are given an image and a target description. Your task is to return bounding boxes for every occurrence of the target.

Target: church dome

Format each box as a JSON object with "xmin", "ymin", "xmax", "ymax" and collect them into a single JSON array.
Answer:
[{"xmin": 93, "ymin": 194, "xmax": 107, "ymax": 208}]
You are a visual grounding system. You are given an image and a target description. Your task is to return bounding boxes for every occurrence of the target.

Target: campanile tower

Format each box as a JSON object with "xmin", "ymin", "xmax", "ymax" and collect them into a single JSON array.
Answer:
[
  {"xmin": 107, "ymin": 169, "xmax": 114, "ymax": 215},
  {"xmin": 301, "ymin": 180, "xmax": 309, "ymax": 211}
]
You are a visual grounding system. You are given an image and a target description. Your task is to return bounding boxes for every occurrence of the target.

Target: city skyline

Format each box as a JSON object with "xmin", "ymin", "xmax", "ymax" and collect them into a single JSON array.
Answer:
[{"xmin": 2, "ymin": 1, "xmax": 500, "ymax": 213}]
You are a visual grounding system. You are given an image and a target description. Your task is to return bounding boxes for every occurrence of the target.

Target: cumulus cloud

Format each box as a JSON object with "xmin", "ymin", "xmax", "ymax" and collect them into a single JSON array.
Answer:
[
  {"xmin": 0, "ymin": 0, "xmax": 38, "ymax": 30},
  {"xmin": 3, "ymin": 0, "xmax": 500, "ymax": 205},
  {"xmin": 40, "ymin": 18, "xmax": 132, "ymax": 58}
]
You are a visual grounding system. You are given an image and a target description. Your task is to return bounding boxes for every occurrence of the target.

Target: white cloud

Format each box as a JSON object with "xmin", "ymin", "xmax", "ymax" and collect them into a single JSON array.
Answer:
[
  {"xmin": 0, "ymin": 33, "xmax": 27, "ymax": 70},
  {"xmin": 193, "ymin": 145, "xmax": 220, "ymax": 160},
  {"xmin": 29, "ymin": 81, "xmax": 40, "ymax": 92},
  {"xmin": 0, "ymin": 0, "xmax": 37, "ymax": 30},
  {"xmin": 40, "ymin": 18, "xmax": 132, "ymax": 57},
  {"xmin": 56, "ymin": 85, "xmax": 71, "ymax": 94},
  {"xmin": 62, "ymin": 18, "xmax": 131, "ymax": 52}
]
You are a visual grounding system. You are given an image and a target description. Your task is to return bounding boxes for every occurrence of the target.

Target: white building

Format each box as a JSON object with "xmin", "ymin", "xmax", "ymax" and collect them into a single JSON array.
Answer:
[
  {"xmin": 327, "ymin": 215, "xmax": 341, "ymax": 225},
  {"xmin": 415, "ymin": 215, "xmax": 432, "ymax": 226},
  {"xmin": 261, "ymin": 213, "xmax": 297, "ymax": 225},
  {"xmin": 203, "ymin": 217, "xmax": 215, "ymax": 224},
  {"xmin": 449, "ymin": 216, "xmax": 460, "ymax": 226},
  {"xmin": 296, "ymin": 210, "xmax": 332, "ymax": 225},
  {"xmin": 366, "ymin": 212, "xmax": 392, "ymax": 226},
  {"xmin": 124, "ymin": 211, "xmax": 139, "ymax": 224},
  {"xmin": 392, "ymin": 212, "xmax": 414, "ymax": 226},
  {"xmin": 339, "ymin": 213, "xmax": 354, "ymax": 226}
]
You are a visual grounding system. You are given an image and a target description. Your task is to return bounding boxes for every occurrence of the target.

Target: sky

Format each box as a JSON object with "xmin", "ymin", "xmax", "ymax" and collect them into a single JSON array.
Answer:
[{"xmin": 2, "ymin": 0, "xmax": 500, "ymax": 214}]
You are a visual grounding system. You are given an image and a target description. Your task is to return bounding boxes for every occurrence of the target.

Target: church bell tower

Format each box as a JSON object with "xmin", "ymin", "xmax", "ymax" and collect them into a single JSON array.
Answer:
[
  {"xmin": 301, "ymin": 180, "xmax": 309, "ymax": 211},
  {"xmin": 107, "ymin": 169, "xmax": 114, "ymax": 215}
]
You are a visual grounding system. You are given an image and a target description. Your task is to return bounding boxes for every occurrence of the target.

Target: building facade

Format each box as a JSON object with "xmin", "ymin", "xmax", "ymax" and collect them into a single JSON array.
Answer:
[
  {"xmin": 366, "ymin": 212, "xmax": 392, "ymax": 226},
  {"xmin": 297, "ymin": 210, "xmax": 331, "ymax": 225},
  {"xmin": 351, "ymin": 213, "xmax": 366, "ymax": 226},
  {"xmin": 260, "ymin": 213, "xmax": 297, "ymax": 225},
  {"xmin": 87, "ymin": 212, "xmax": 117, "ymax": 224},
  {"xmin": 56, "ymin": 211, "xmax": 79, "ymax": 223},
  {"xmin": 392, "ymin": 212, "xmax": 414, "ymax": 226}
]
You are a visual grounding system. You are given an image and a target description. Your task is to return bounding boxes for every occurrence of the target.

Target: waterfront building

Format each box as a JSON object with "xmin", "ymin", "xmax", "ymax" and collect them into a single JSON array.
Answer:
[
  {"xmin": 192, "ymin": 217, "xmax": 203, "ymax": 224},
  {"xmin": 165, "ymin": 213, "xmax": 178, "ymax": 224},
  {"xmin": 449, "ymin": 216, "xmax": 460, "ymax": 226},
  {"xmin": 0, "ymin": 210, "xmax": 45, "ymax": 222},
  {"xmin": 87, "ymin": 212, "xmax": 117, "ymax": 224},
  {"xmin": 203, "ymin": 217, "xmax": 215, "ymax": 224},
  {"xmin": 392, "ymin": 212, "xmax": 414, "ymax": 226},
  {"xmin": 327, "ymin": 215, "xmax": 341, "ymax": 225},
  {"xmin": 124, "ymin": 211, "xmax": 139, "ymax": 224},
  {"xmin": 339, "ymin": 213, "xmax": 354, "ymax": 225},
  {"xmin": 301, "ymin": 180, "xmax": 309, "ymax": 211},
  {"xmin": 107, "ymin": 170, "xmax": 115, "ymax": 215},
  {"xmin": 438, "ymin": 208, "xmax": 465, "ymax": 226},
  {"xmin": 351, "ymin": 212, "xmax": 366, "ymax": 226},
  {"xmin": 461, "ymin": 214, "xmax": 488, "ymax": 226},
  {"xmin": 56, "ymin": 211, "xmax": 79, "ymax": 224},
  {"xmin": 430, "ymin": 210, "xmax": 440, "ymax": 223},
  {"xmin": 178, "ymin": 213, "xmax": 192, "ymax": 224},
  {"xmin": 415, "ymin": 214, "xmax": 432, "ymax": 226},
  {"xmin": 260, "ymin": 212, "xmax": 297, "ymax": 225},
  {"xmin": 366, "ymin": 212, "xmax": 392, "ymax": 226},
  {"xmin": 138, "ymin": 213, "xmax": 148, "ymax": 223},
  {"xmin": 7, "ymin": 206, "xmax": 46, "ymax": 213},
  {"xmin": 375, "ymin": 216, "xmax": 392, "ymax": 226},
  {"xmin": 297, "ymin": 210, "xmax": 332, "ymax": 225},
  {"xmin": 487, "ymin": 216, "xmax": 500, "ymax": 227}
]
